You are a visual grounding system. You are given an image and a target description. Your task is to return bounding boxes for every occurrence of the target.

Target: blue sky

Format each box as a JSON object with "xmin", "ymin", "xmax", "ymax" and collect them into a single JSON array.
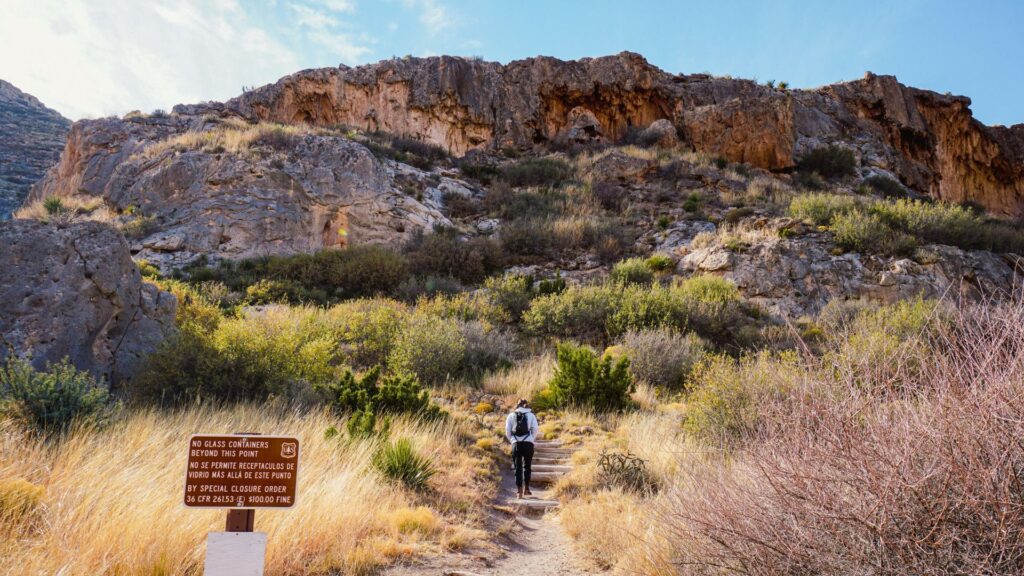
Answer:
[{"xmin": 2, "ymin": 0, "xmax": 1021, "ymax": 125}]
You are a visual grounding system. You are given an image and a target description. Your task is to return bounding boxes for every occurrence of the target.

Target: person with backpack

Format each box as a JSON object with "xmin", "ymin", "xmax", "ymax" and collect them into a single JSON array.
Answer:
[{"xmin": 505, "ymin": 398, "xmax": 540, "ymax": 499}]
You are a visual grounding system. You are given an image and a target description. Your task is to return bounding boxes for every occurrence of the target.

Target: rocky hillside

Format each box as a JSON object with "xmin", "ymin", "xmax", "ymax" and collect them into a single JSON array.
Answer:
[
  {"xmin": 0, "ymin": 80, "xmax": 70, "ymax": 220},
  {"xmin": 18, "ymin": 53, "xmax": 1024, "ymax": 319}
]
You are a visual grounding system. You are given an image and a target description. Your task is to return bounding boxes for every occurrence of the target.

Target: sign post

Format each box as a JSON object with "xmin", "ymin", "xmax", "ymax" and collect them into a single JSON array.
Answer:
[{"xmin": 185, "ymin": 434, "xmax": 300, "ymax": 576}]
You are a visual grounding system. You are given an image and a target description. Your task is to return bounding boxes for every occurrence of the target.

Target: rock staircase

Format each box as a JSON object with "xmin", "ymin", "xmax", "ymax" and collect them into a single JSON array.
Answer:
[{"xmin": 508, "ymin": 440, "xmax": 574, "ymax": 510}]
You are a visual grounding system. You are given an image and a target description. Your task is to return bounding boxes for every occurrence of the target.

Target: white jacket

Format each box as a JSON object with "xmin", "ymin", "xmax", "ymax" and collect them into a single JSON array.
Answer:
[{"xmin": 505, "ymin": 407, "xmax": 539, "ymax": 444}]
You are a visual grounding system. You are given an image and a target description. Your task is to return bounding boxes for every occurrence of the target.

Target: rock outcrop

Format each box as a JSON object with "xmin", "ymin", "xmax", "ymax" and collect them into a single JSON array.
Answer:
[
  {"xmin": 215, "ymin": 53, "xmax": 1024, "ymax": 216},
  {"xmin": 0, "ymin": 220, "xmax": 177, "ymax": 386},
  {"xmin": 679, "ymin": 224, "xmax": 1022, "ymax": 317},
  {"xmin": 0, "ymin": 80, "xmax": 70, "ymax": 220},
  {"xmin": 28, "ymin": 115, "xmax": 451, "ymax": 270}
]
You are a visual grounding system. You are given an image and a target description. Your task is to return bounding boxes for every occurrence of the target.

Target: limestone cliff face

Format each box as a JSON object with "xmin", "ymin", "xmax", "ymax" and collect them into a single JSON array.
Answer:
[{"xmin": 218, "ymin": 53, "xmax": 1024, "ymax": 216}]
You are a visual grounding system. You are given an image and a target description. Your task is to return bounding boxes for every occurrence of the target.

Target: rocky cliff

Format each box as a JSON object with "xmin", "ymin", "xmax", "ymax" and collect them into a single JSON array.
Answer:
[
  {"xmin": 216, "ymin": 53, "xmax": 1024, "ymax": 216},
  {"xmin": 0, "ymin": 220, "xmax": 177, "ymax": 386},
  {"xmin": 28, "ymin": 115, "xmax": 453, "ymax": 270},
  {"xmin": 0, "ymin": 80, "xmax": 70, "ymax": 220}
]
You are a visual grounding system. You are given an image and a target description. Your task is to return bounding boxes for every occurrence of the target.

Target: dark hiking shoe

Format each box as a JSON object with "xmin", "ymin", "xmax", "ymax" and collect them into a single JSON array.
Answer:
[{"xmin": 524, "ymin": 487, "xmax": 533, "ymax": 496}]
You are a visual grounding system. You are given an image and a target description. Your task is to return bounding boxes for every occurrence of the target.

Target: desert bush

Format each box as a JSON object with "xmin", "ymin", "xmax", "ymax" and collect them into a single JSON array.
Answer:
[
  {"xmin": 331, "ymin": 298, "xmax": 407, "ymax": 368},
  {"xmin": 620, "ymin": 328, "xmax": 706, "ymax": 389},
  {"xmin": 43, "ymin": 197, "xmax": 65, "ymax": 215},
  {"xmin": 459, "ymin": 320, "xmax": 519, "ymax": 378},
  {"xmin": 645, "ymin": 253, "xmax": 674, "ymax": 272},
  {"xmin": 543, "ymin": 342, "xmax": 634, "ymax": 412},
  {"xmin": 373, "ymin": 438, "xmax": 437, "ymax": 491},
  {"xmin": 683, "ymin": 350, "xmax": 800, "ymax": 444},
  {"xmin": 524, "ymin": 276, "xmax": 747, "ymax": 346},
  {"xmin": 597, "ymin": 450, "xmax": 657, "ymax": 494},
  {"xmin": 244, "ymin": 278, "xmax": 319, "ymax": 305},
  {"xmin": 610, "ymin": 257, "xmax": 654, "ymax": 285},
  {"xmin": 0, "ymin": 357, "xmax": 110, "ymax": 434},
  {"xmin": 387, "ymin": 313, "xmax": 466, "ymax": 386},
  {"xmin": 500, "ymin": 157, "xmax": 574, "ymax": 187},
  {"xmin": 441, "ymin": 191, "xmax": 480, "ymax": 218},
  {"xmin": 862, "ymin": 174, "xmax": 906, "ymax": 197},
  {"xmin": 500, "ymin": 216, "xmax": 605, "ymax": 259},
  {"xmin": 659, "ymin": 298, "xmax": 1024, "ymax": 574},
  {"xmin": 317, "ymin": 366, "xmax": 442, "ymax": 420},
  {"xmin": 132, "ymin": 308, "xmax": 339, "ymax": 404},
  {"xmin": 405, "ymin": 227, "xmax": 505, "ymax": 285},
  {"xmin": 797, "ymin": 144, "xmax": 856, "ymax": 179},
  {"xmin": 592, "ymin": 181, "xmax": 628, "ymax": 211},
  {"xmin": 829, "ymin": 209, "xmax": 893, "ymax": 252},
  {"xmin": 484, "ymin": 274, "xmax": 535, "ymax": 322},
  {"xmin": 788, "ymin": 192, "xmax": 860, "ymax": 225},
  {"xmin": 458, "ymin": 162, "xmax": 500, "ymax": 184}
]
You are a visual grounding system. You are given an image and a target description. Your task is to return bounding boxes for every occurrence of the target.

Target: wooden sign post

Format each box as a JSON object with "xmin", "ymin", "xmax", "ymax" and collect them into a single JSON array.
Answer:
[{"xmin": 185, "ymin": 433, "xmax": 300, "ymax": 576}]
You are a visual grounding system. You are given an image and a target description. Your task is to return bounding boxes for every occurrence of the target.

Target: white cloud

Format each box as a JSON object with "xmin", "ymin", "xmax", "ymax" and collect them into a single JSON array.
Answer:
[
  {"xmin": 403, "ymin": 0, "xmax": 454, "ymax": 36},
  {"xmin": 0, "ymin": 0, "xmax": 373, "ymax": 120}
]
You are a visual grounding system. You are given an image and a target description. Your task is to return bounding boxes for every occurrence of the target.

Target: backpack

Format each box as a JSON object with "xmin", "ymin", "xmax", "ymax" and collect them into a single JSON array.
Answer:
[{"xmin": 513, "ymin": 412, "xmax": 531, "ymax": 438}]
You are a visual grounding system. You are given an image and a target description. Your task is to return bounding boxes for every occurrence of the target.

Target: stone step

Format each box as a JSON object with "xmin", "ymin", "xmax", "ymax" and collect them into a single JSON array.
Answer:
[
  {"xmin": 528, "ymin": 471, "xmax": 568, "ymax": 484},
  {"xmin": 509, "ymin": 464, "xmax": 573, "ymax": 473},
  {"xmin": 510, "ymin": 497, "xmax": 560, "ymax": 509}
]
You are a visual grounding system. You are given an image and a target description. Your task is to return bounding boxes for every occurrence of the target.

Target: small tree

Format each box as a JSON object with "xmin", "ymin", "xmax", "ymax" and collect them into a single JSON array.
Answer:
[{"xmin": 546, "ymin": 342, "xmax": 634, "ymax": 412}]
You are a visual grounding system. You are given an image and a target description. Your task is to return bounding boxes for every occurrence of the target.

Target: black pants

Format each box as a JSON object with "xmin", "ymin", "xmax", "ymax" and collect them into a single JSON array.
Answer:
[{"xmin": 512, "ymin": 441, "xmax": 534, "ymax": 489}]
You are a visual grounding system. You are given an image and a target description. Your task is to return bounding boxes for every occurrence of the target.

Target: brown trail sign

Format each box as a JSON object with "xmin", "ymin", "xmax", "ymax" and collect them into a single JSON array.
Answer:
[{"xmin": 184, "ymin": 434, "xmax": 300, "ymax": 509}]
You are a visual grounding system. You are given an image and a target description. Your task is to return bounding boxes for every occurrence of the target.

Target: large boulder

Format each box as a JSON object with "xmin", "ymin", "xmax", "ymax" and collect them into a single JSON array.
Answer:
[{"xmin": 0, "ymin": 220, "xmax": 176, "ymax": 386}]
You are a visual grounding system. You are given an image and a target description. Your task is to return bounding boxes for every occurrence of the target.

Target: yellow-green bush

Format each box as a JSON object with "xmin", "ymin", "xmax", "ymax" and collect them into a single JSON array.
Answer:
[
  {"xmin": 683, "ymin": 351, "xmax": 800, "ymax": 444},
  {"xmin": 788, "ymin": 193, "xmax": 860, "ymax": 225},
  {"xmin": 388, "ymin": 313, "xmax": 466, "ymax": 386}
]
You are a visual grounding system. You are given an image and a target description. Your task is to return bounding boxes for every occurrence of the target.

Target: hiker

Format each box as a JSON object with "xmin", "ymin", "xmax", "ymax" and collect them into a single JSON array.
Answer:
[{"xmin": 505, "ymin": 398, "xmax": 539, "ymax": 499}]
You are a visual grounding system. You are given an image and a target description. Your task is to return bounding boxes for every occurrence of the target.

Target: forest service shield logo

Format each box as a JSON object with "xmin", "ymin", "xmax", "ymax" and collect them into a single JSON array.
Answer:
[{"xmin": 281, "ymin": 442, "xmax": 297, "ymax": 458}]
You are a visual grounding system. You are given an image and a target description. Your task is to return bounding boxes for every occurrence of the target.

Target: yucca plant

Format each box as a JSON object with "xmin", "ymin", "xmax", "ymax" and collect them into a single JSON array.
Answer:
[{"xmin": 372, "ymin": 438, "xmax": 436, "ymax": 492}]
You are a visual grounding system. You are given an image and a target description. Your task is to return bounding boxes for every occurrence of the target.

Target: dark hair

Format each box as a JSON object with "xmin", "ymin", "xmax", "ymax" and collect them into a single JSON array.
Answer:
[{"xmin": 517, "ymin": 398, "xmax": 529, "ymax": 408}]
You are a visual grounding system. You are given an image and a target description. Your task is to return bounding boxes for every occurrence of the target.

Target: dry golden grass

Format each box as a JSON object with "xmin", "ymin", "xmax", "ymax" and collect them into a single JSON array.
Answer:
[
  {"xmin": 14, "ymin": 195, "xmax": 113, "ymax": 223},
  {"xmin": 482, "ymin": 353, "xmax": 553, "ymax": 404},
  {"xmin": 0, "ymin": 404, "xmax": 487, "ymax": 576},
  {"xmin": 140, "ymin": 121, "xmax": 315, "ymax": 159}
]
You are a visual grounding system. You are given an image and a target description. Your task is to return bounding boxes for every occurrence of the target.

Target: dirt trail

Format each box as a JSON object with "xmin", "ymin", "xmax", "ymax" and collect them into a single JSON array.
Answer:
[{"xmin": 386, "ymin": 440, "xmax": 592, "ymax": 576}]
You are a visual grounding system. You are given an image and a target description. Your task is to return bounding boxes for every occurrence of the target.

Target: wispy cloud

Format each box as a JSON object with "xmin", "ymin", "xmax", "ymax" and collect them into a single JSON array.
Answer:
[
  {"xmin": 287, "ymin": 1, "xmax": 372, "ymax": 63},
  {"xmin": 403, "ymin": 0, "xmax": 454, "ymax": 36}
]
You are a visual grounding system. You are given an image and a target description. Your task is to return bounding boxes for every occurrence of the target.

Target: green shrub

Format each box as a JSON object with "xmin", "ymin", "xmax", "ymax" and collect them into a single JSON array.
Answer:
[
  {"xmin": 405, "ymin": 227, "xmax": 505, "ymax": 285},
  {"xmin": 0, "ymin": 357, "xmax": 110, "ymax": 434},
  {"xmin": 684, "ymin": 351, "xmax": 798, "ymax": 444},
  {"xmin": 136, "ymin": 259, "xmax": 161, "ymax": 279},
  {"xmin": 332, "ymin": 298, "xmax": 407, "ymax": 368},
  {"xmin": 620, "ymin": 328, "xmax": 706, "ymax": 389},
  {"xmin": 317, "ymin": 366, "xmax": 442, "ymax": 419},
  {"xmin": 373, "ymin": 438, "xmax": 437, "ymax": 491},
  {"xmin": 645, "ymin": 253, "xmax": 675, "ymax": 272},
  {"xmin": 830, "ymin": 210, "xmax": 891, "ymax": 253},
  {"xmin": 610, "ymin": 257, "xmax": 654, "ymax": 285},
  {"xmin": 388, "ymin": 313, "xmax": 466, "ymax": 386},
  {"xmin": 345, "ymin": 407, "xmax": 387, "ymax": 439},
  {"xmin": 484, "ymin": 274, "xmax": 535, "ymax": 322},
  {"xmin": 482, "ymin": 183, "xmax": 567, "ymax": 220},
  {"xmin": 458, "ymin": 162, "xmax": 500, "ymax": 184},
  {"xmin": 523, "ymin": 276, "xmax": 747, "ymax": 346},
  {"xmin": 459, "ymin": 320, "xmax": 518, "ymax": 378},
  {"xmin": 797, "ymin": 145, "xmax": 856, "ymax": 179},
  {"xmin": 788, "ymin": 193, "xmax": 860, "ymax": 225},
  {"xmin": 43, "ymin": 197, "xmax": 65, "ymax": 215},
  {"xmin": 131, "ymin": 309, "xmax": 339, "ymax": 404},
  {"xmin": 244, "ymin": 279, "xmax": 309, "ymax": 305},
  {"xmin": 544, "ymin": 342, "xmax": 633, "ymax": 412},
  {"xmin": 500, "ymin": 157, "xmax": 574, "ymax": 187},
  {"xmin": 795, "ymin": 171, "xmax": 826, "ymax": 190}
]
